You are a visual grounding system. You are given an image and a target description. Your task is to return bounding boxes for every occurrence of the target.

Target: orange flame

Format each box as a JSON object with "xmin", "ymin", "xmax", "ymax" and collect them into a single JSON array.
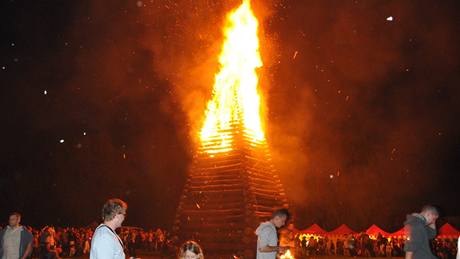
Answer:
[
  {"xmin": 280, "ymin": 249, "xmax": 295, "ymax": 259},
  {"xmin": 200, "ymin": 0, "xmax": 265, "ymax": 153}
]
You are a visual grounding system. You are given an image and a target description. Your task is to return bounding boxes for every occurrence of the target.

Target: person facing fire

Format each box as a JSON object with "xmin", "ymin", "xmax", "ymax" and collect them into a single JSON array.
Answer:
[
  {"xmin": 90, "ymin": 198, "xmax": 127, "ymax": 259},
  {"xmin": 255, "ymin": 208, "xmax": 290, "ymax": 259},
  {"xmin": 404, "ymin": 205, "xmax": 439, "ymax": 259}
]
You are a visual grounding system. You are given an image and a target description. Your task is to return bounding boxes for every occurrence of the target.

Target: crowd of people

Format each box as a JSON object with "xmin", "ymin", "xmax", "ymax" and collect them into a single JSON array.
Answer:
[
  {"xmin": 0, "ymin": 225, "xmax": 174, "ymax": 259},
  {"xmin": 0, "ymin": 203, "xmax": 457, "ymax": 259},
  {"xmin": 1, "ymin": 224, "xmax": 458, "ymax": 259},
  {"xmin": 289, "ymin": 233, "xmax": 458, "ymax": 259}
]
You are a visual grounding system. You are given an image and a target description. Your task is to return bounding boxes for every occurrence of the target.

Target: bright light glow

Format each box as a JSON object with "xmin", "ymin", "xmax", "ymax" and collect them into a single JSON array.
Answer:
[
  {"xmin": 200, "ymin": 0, "xmax": 265, "ymax": 153},
  {"xmin": 280, "ymin": 249, "xmax": 295, "ymax": 259}
]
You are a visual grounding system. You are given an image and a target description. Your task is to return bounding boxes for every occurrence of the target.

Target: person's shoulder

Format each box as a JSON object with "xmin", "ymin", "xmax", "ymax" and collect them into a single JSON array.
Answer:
[
  {"xmin": 93, "ymin": 227, "xmax": 110, "ymax": 238},
  {"xmin": 21, "ymin": 227, "xmax": 33, "ymax": 237},
  {"xmin": 260, "ymin": 225, "xmax": 276, "ymax": 235}
]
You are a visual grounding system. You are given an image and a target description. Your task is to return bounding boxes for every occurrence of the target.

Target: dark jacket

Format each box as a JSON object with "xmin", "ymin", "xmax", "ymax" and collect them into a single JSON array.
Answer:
[
  {"xmin": 0, "ymin": 226, "xmax": 34, "ymax": 259},
  {"xmin": 404, "ymin": 214, "xmax": 437, "ymax": 259}
]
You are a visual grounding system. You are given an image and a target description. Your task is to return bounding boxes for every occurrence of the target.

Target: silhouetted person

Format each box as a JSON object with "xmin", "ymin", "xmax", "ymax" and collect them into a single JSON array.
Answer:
[{"xmin": 404, "ymin": 205, "xmax": 439, "ymax": 259}]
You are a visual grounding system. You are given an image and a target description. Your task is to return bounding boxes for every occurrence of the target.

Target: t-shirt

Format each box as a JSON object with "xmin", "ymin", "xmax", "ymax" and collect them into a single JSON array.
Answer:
[
  {"xmin": 2, "ymin": 226, "xmax": 21, "ymax": 259},
  {"xmin": 90, "ymin": 225, "xmax": 125, "ymax": 259},
  {"xmin": 404, "ymin": 214, "xmax": 437, "ymax": 259},
  {"xmin": 255, "ymin": 222, "xmax": 278, "ymax": 259}
]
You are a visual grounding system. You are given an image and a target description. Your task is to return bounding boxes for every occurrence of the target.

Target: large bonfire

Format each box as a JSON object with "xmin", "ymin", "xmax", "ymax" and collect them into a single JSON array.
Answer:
[
  {"xmin": 173, "ymin": 1, "xmax": 289, "ymax": 257},
  {"xmin": 200, "ymin": 0, "xmax": 265, "ymax": 153}
]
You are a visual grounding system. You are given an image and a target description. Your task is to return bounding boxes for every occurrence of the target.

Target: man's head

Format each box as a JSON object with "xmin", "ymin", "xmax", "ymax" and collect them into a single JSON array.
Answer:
[
  {"xmin": 270, "ymin": 208, "xmax": 290, "ymax": 228},
  {"xmin": 101, "ymin": 198, "xmax": 128, "ymax": 229},
  {"xmin": 420, "ymin": 205, "xmax": 439, "ymax": 225},
  {"xmin": 8, "ymin": 212, "xmax": 21, "ymax": 227}
]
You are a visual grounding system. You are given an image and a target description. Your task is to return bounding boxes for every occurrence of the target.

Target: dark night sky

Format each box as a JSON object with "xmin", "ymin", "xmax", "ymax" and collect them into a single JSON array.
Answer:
[{"xmin": 1, "ymin": 0, "xmax": 459, "ymax": 232}]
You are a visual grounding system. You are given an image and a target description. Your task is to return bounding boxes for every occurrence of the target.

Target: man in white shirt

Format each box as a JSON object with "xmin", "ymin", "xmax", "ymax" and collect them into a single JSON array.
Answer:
[
  {"xmin": 255, "ymin": 208, "xmax": 290, "ymax": 259},
  {"xmin": 90, "ymin": 199, "xmax": 128, "ymax": 259}
]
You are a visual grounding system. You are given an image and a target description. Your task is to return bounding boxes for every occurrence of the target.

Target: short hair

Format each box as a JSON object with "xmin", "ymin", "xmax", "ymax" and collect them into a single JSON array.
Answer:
[
  {"xmin": 271, "ymin": 208, "xmax": 290, "ymax": 220},
  {"xmin": 9, "ymin": 212, "xmax": 21, "ymax": 218},
  {"xmin": 421, "ymin": 205, "xmax": 439, "ymax": 216},
  {"xmin": 101, "ymin": 198, "xmax": 128, "ymax": 222},
  {"xmin": 178, "ymin": 240, "xmax": 204, "ymax": 259}
]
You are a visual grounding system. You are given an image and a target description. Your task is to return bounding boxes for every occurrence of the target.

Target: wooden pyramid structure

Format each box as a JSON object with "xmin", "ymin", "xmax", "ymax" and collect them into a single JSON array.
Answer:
[{"xmin": 173, "ymin": 121, "xmax": 289, "ymax": 258}]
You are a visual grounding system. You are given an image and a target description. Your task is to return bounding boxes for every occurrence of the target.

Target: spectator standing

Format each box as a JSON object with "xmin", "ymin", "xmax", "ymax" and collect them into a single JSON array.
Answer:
[
  {"xmin": 90, "ymin": 198, "xmax": 128, "ymax": 259},
  {"xmin": 0, "ymin": 212, "xmax": 33, "ymax": 259}
]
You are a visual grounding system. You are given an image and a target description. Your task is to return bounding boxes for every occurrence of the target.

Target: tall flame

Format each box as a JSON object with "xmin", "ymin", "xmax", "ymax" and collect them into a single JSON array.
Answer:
[{"xmin": 200, "ymin": 0, "xmax": 265, "ymax": 153}]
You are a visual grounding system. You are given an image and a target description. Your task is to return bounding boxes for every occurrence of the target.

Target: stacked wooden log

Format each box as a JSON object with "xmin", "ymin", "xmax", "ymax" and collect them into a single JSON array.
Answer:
[{"xmin": 173, "ymin": 122, "xmax": 289, "ymax": 258}]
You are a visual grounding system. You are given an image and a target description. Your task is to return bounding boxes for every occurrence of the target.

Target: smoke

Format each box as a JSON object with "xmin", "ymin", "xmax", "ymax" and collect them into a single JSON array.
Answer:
[
  {"xmin": 5, "ymin": 0, "xmax": 458, "ymax": 229},
  {"xmin": 71, "ymin": 0, "xmax": 459, "ymax": 229},
  {"xmin": 263, "ymin": 0, "xmax": 460, "ymax": 229},
  {"xmin": 133, "ymin": 0, "xmax": 460, "ymax": 230}
]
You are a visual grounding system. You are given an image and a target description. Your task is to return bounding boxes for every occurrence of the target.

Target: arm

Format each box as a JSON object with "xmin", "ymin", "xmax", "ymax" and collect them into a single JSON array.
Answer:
[
  {"xmin": 404, "ymin": 224, "xmax": 423, "ymax": 254},
  {"xmin": 258, "ymin": 227, "xmax": 284, "ymax": 253},
  {"xmin": 21, "ymin": 242, "xmax": 33, "ymax": 259},
  {"xmin": 405, "ymin": 251, "xmax": 413, "ymax": 259},
  {"xmin": 258, "ymin": 245, "xmax": 280, "ymax": 253}
]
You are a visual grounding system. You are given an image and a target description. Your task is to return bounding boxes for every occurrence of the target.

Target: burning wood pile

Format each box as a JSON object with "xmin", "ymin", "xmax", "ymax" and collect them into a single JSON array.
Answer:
[{"xmin": 173, "ymin": 0, "xmax": 289, "ymax": 258}]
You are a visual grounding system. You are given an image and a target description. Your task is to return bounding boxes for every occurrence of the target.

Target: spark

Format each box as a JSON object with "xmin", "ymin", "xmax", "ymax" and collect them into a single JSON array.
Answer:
[
  {"xmin": 59, "ymin": 139, "xmax": 65, "ymax": 144},
  {"xmin": 386, "ymin": 16, "xmax": 394, "ymax": 21},
  {"xmin": 83, "ymin": 132, "xmax": 87, "ymax": 136},
  {"xmin": 292, "ymin": 50, "xmax": 298, "ymax": 60},
  {"xmin": 44, "ymin": 90, "xmax": 48, "ymax": 95}
]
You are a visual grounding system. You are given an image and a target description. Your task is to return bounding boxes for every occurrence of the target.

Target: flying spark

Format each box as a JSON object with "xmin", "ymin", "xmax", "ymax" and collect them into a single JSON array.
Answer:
[{"xmin": 293, "ymin": 50, "xmax": 298, "ymax": 60}]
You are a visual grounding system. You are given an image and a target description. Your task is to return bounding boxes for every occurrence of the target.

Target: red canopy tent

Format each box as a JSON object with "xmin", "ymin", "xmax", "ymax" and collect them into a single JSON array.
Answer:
[
  {"xmin": 438, "ymin": 223, "xmax": 460, "ymax": 238},
  {"xmin": 365, "ymin": 224, "xmax": 390, "ymax": 237},
  {"xmin": 328, "ymin": 224, "xmax": 357, "ymax": 236},
  {"xmin": 300, "ymin": 224, "xmax": 327, "ymax": 235},
  {"xmin": 389, "ymin": 227, "xmax": 407, "ymax": 238}
]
